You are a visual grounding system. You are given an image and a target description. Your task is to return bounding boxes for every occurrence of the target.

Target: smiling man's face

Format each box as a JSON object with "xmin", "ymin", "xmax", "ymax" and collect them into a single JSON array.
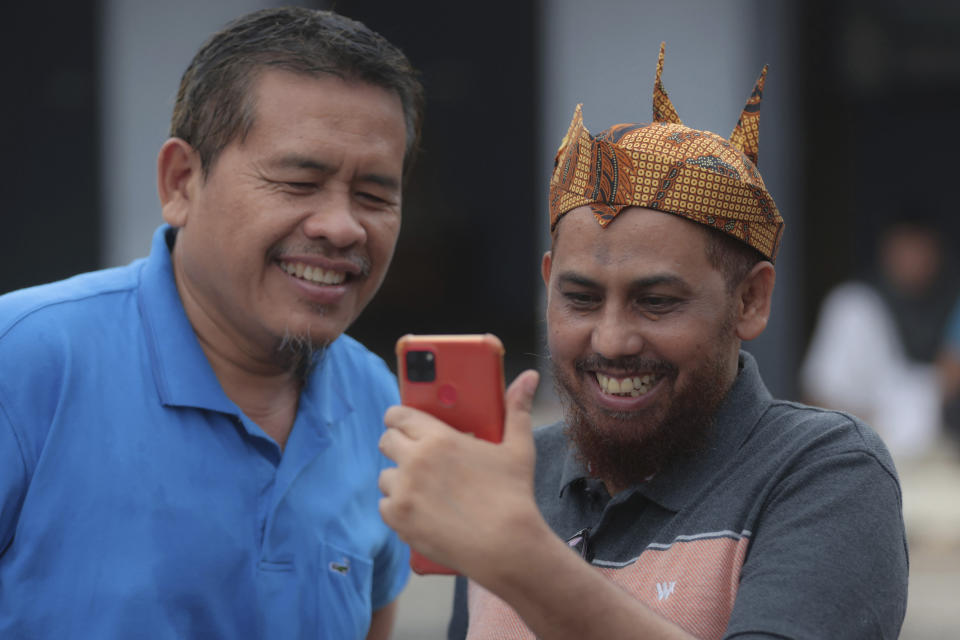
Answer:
[
  {"xmin": 164, "ymin": 69, "xmax": 407, "ymax": 367},
  {"xmin": 542, "ymin": 206, "xmax": 744, "ymax": 490}
]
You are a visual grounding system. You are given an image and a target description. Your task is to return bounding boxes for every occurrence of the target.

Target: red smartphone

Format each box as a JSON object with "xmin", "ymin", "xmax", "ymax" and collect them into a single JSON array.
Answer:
[{"xmin": 395, "ymin": 333, "xmax": 506, "ymax": 575}]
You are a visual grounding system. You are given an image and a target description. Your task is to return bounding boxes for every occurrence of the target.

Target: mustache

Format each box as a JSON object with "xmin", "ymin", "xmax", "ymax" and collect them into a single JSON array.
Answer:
[
  {"xmin": 574, "ymin": 353, "xmax": 677, "ymax": 377},
  {"xmin": 268, "ymin": 244, "xmax": 371, "ymax": 277}
]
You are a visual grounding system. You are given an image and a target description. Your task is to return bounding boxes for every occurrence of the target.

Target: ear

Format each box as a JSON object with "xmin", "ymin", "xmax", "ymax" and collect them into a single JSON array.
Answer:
[
  {"xmin": 540, "ymin": 251, "xmax": 553, "ymax": 288},
  {"xmin": 157, "ymin": 138, "xmax": 201, "ymax": 227},
  {"xmin": 734, "ymin": 261, "xmax": 776, "ymax": 341}
]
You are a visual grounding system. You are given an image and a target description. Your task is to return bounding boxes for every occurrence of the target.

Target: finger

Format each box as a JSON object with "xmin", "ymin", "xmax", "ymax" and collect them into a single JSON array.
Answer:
[
  {"xmin": 384, "ymin": 404, "xmax": 450, "ymax": 440},
  {"xmin": 377, "ymin": 429, "xmax": 406, "ymax": 462},
  {"xmin": 383, "ymin": 404, "xmax": 443, "ymax": 440},
  {"xmin": 378, "ymin": 496, "xmax": 397, "ymax": 530},
  {"xmin": 378, "ymin": 425, "xmax": 415, "ymax": 463},
  {"xmin": 378, "ymin": 466, "xmax": 398, "ymax": 496},
  {"xmin": 502, "ymin": 369, "xmax": 540, "ymax": 450},
  {"xmin": 383, "ymin": 404, "xmax": 411, "ymax": 430}
]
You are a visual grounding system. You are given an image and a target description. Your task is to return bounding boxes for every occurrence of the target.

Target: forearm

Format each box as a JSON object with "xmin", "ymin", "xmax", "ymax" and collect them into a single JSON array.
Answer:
[
  {"xmin": 365, "ymin": 600, "xmax": 398, "ymax": 640},
  {"xmin": 476, "ymin": 516, "xmax": 696, "ymax": 640}
]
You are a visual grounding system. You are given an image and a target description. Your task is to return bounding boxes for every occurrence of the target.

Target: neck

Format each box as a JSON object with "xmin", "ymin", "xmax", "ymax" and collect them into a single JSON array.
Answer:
[
  {"xmin": 171, "ymin": 252, "xmax": 308, "ymax": 450},
  {"xmin": 198, "ymin": 335, "xmax": 303, "ymax": 450}
]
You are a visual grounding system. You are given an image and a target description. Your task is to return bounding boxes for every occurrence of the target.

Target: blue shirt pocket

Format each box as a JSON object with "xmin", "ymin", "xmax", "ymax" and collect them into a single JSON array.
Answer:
[{"xmin": 257, "ymin": 540, "xmax": 375, "ymax": 639}]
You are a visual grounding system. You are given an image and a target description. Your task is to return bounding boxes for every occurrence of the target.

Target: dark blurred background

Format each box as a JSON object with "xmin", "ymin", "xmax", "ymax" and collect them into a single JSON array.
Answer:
[
  {"xmin": 4, "ymin": 0, "xmax": 959, "ymax": 396},
  {"xmin": 799, "ymin": 0, "xmax": 960, "ymax": 354}
]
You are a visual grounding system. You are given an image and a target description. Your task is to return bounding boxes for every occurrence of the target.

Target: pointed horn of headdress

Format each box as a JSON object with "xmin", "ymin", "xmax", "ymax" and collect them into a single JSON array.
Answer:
[
  {"xmin": 652, "ymin": 42, "xmax": 682, "ymax": 124},
  {"xmin": 555, "ymin": 103, "xmax": 587, "ymax": 164},
  {"xmin": 729, "ymin": 65, "xmax": 768, "ymax": 166}
]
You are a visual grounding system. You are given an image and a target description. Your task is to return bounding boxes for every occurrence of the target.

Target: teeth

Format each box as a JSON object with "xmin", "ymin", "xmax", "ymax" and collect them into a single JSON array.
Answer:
[
  {"xmin": 596, "ymin": 372, "xmax": 658, "ymax": 397},
  {"xmin": 279, "ymin": 261, "xmax": 346, "ymax": 285}
]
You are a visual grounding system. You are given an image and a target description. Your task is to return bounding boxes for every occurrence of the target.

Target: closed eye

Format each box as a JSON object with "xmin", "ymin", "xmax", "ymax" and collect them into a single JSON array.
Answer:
[
  {"xmin": 563, "ymin": 291, "xmax": 601, "ymax": 308},
  {"xmin": 638, "ymin": 296, "xmax": 680, "ymax": 312},
  {"xmin": 357, "ymin": 191, "xmax": 389, "ymax": 205},
  {"xmin": 282, "ymin": 182, "xmax": 317, "ymax": 194}
]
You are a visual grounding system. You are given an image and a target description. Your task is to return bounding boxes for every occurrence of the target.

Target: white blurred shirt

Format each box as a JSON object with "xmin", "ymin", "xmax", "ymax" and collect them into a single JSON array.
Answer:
[{"xmin": 801, "ymin": 281, "xmax": 941, "ymax": 459}]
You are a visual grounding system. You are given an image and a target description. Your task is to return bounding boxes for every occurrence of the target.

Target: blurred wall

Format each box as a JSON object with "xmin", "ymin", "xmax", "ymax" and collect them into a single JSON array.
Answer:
[
  {"xmin": 798, "ymin": 0, "xmax": 960, "ymax": 350},
  {"xmin": 1, "ymin": 3, "xmax": 101, "ymax": 294}
]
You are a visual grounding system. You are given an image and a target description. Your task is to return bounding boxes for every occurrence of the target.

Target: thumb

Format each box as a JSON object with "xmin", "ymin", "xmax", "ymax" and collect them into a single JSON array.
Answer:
[{"xmin": 502, "ymin": 369, "xmax": 540, "ymax": 450}]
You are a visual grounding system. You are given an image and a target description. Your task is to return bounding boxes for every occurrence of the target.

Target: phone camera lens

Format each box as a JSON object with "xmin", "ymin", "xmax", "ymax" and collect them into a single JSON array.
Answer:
[{"xmin": 406, "ymin": 350, "xmax": 436, "ymax": 382}]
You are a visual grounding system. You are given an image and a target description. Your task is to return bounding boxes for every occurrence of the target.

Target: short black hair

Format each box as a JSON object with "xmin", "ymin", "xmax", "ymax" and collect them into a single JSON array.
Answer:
[
  {"xmin": 170, "ymin": 7, "xmax": 424, "ymax": 177},
  {"xmin": 700, "ymin": 224, "xmax": 766, "ymax": 292}
]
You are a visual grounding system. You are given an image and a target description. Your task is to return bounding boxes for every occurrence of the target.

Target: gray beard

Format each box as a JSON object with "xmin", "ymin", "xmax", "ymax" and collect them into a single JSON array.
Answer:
[{"xmin": 276, "ymin": 329, "xmax": 327, "ymax": 386}]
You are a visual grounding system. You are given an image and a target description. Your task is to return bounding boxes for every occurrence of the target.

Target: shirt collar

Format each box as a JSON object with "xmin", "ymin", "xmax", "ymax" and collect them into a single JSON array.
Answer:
[
  {"xmin": 299, "ymin": 346, "xmax": 353, "ymax": 428},
  {"xmin": 136, "ymin": 224, "xmax": 354, "ymax": 455},
  {"xmin": 138, "ymin": 225, "xmax": 237, "ymax": 414},
  {"xmin": 558, "ymin": 437, "xmax": 591, "ymax": 498},
  {"xmin": 555, "ymin": 351, "xmax": 774, "ymax": 512}
]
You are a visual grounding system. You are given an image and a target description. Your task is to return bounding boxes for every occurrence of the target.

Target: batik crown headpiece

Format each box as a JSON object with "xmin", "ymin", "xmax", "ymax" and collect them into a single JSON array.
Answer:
[{"xmin": 549, "ymin": 43, "xmax": 784, "ymax": 261}]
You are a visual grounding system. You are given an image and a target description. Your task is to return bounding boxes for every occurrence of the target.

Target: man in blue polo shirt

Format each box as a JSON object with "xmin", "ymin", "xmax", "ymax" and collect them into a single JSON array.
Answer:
[{"xmin": 0, "ymin": 7, "xmax": 423, "ymax": 639}]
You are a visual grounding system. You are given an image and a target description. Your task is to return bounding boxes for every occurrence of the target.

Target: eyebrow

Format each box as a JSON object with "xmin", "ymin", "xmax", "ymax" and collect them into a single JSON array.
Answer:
[
  {"xmin": 556, "ymin": 271, "xmax": 690, "ymax": 291},
  {"xmin": 270, "ymin": 153, "xmax": 401, "ymax": 191}
]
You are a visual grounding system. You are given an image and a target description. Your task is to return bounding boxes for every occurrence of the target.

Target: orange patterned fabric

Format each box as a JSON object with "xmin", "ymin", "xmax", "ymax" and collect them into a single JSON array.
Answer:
[
  {"xmin": 728, "ymin": 66, "xmax": 767, "ymax": 167},
  {"xmin": 652, "ymin": 44, "xmax": 682, "ymax": 126},
  {"xmin": 466, "ymin": 533, "xmax": 750, "ymax": 639},
  {"xmin": 549, "ymin": 43, "xmax": 784, "ymax": 261}
]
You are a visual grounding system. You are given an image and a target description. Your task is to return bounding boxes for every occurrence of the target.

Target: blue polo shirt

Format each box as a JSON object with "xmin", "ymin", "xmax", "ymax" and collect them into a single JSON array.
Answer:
[{"xmin": 0, "ymin": 225, "xmax": 409, "ymax": 639}]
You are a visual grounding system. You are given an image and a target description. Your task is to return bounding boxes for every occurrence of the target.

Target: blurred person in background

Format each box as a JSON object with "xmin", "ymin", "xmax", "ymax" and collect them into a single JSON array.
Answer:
[
  {"xmin": 800, "ymin": 212, "xmax": 959, "ymax": 460},
  {"xmin": 379, "ymin": 45, "xmax": 908, "ymax": 639},
  {"xmin": 0, "ymin": 7, "xmax": 423, "ymax": 639}
]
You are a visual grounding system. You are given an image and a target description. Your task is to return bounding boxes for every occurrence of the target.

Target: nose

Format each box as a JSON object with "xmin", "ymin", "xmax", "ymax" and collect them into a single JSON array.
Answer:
[
  {"xmin": 301, "ymin": 194, "xmax": 367, "ymax": 248},
  {"xmin": 590, "ymin": 304, "xmax": 643, "ymax": 360}
]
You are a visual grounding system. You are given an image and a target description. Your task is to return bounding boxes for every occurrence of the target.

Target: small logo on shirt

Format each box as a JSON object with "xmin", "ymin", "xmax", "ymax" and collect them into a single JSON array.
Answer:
[
  {"xmin": 329, "ymin": 558, "xmax": 351, "ymax": 575},
  {"xmin": 656, "ymin": 581, "xmax": 677, "ymax": 601}
]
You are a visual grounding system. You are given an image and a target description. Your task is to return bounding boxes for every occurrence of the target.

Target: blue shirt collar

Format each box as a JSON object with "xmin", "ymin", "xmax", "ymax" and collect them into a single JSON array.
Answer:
[{"xmin": 137, "ymin": 225, "xmax": 238, "ymax": 415}]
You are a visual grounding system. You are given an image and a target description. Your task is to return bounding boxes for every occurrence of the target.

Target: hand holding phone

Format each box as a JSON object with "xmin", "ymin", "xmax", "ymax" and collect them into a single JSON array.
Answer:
[{"xmin": 395, "ymin": 334, "xmax": 506, "ymax": 574}]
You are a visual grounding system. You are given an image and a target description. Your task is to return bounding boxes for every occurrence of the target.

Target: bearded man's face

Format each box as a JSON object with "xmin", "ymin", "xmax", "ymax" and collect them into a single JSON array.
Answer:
[{"xmin": 542, "ymin": 206, "xmax": 743, "ymax": 492}]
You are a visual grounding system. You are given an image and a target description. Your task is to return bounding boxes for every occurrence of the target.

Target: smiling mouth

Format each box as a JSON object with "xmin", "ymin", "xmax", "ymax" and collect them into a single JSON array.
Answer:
[
  {"xmin": 595, "ymin": 372, "xmax": 661, "ymax": 397},
  {"xmin": 278, "ymin": 260, "xmax": 348, "ymax": 285}
]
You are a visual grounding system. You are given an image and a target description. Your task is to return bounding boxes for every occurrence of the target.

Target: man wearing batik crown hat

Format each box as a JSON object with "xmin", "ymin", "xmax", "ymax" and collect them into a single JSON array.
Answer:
[{"xmin": 378, "ymin": 44, "xmax": 908, "ymax": 639}]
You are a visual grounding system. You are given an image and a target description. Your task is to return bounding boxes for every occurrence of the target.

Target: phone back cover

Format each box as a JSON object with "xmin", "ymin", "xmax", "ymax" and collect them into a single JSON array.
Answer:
[{"xmin": 396, "ymin": 334, "xmax": 506, "ymax": 575}]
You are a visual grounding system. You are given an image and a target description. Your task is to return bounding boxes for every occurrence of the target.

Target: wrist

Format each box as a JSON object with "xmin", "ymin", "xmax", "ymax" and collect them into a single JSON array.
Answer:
[{"xmin": 470, "ymin": 509, "xmax": 572, "ymax": 597}]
